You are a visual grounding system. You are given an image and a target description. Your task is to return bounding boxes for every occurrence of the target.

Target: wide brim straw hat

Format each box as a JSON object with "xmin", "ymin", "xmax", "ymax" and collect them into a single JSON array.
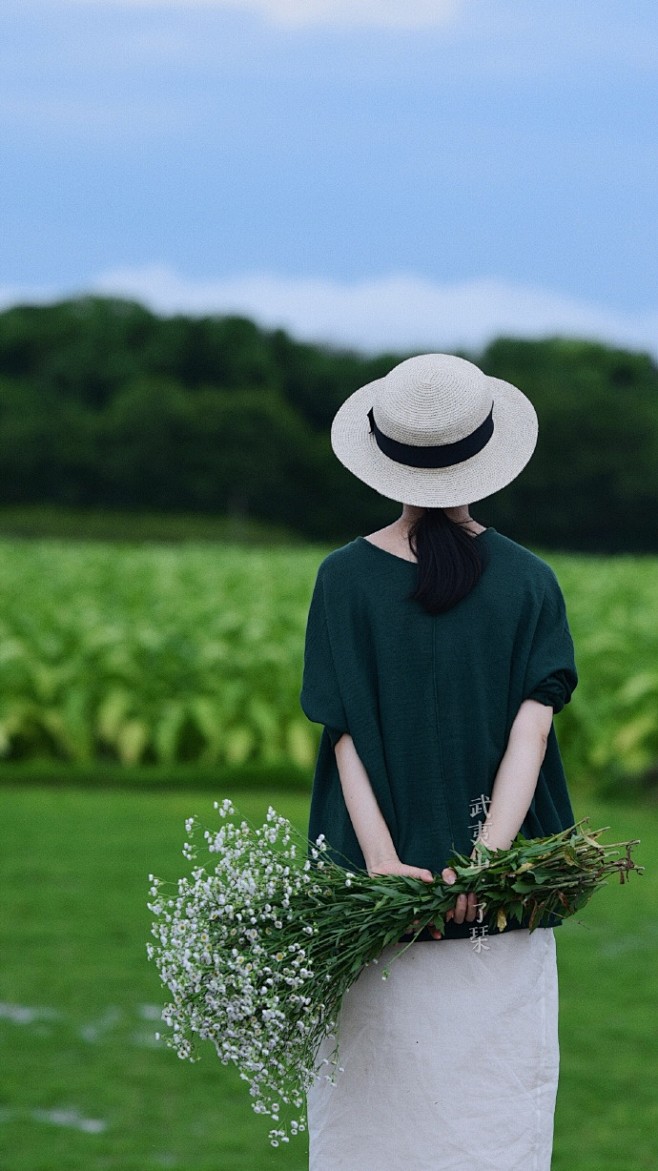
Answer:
[{"xmin": 330, "ymin": 353, "xmax": 538, "ymax": 508}]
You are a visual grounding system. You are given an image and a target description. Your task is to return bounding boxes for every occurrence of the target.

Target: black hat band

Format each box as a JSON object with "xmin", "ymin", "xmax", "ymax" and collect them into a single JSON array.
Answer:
[{"xmin": 367, "ymin": 402, "xmax": 495, "ymax": 469}]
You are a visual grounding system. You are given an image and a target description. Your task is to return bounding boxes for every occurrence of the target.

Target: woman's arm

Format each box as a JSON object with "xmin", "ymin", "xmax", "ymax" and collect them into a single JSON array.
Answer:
[
  {"xmin": 473, "ymin": 698, "xmax": 553, "ymax": 852},
  {"xmin": 335, "ymin": 699, "xmax": 551, "ymax": 870},
  {"xmin": 333, "ymin": 733, "xmax": 433, "ymax": 881},
  {"xmin": 333, "ymin": 698, "xmax": 552, "ymax": 932},
  {"xmin": 333, "ymin": 734, "xmax": 461, "ymax": 937}
]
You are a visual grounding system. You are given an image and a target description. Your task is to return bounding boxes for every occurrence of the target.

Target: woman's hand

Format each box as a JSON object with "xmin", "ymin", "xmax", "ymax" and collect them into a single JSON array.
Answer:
[
  {"xmin": 441, "ymin": 866, "xmax": 479, "ymax": 931},
  {"xmin": 368, "ymin": 859, "xmax": 434, "ymax": 882},
  {"xmin": 369, "ymin": 861, "xmax": 477, "ymax": 941},
  {"xmin": 369, "ymin": 857, "xmax": 438, "ymax": 939},
  {"xmin": 421, "ymin": 867, "xmax": 478, "ymax": 939}
]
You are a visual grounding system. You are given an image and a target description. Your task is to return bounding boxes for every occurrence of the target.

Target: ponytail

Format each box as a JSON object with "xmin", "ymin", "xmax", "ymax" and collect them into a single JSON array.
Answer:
[{"xmin": 407, "ymin": 509, "xmax": 486, "ymax": 615}]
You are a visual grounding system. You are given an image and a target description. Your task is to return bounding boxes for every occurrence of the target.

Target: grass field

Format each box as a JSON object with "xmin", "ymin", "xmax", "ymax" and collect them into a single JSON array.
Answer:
[{"xmin": 0, "ymin": 785, "xmax": 654, "ymax": 1171}]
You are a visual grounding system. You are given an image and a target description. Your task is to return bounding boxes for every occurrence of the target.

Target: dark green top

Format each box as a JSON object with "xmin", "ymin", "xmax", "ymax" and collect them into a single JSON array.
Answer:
[{"xmin": 300, "ymin": 528, "xmax": 578, "ymax": 940}]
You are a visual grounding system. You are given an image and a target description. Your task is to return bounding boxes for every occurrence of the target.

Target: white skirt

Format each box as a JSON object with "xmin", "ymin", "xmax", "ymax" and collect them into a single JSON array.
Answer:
[{"xmin": 307, "ymin": 928, "xmax": 559, "ymax": 1171}]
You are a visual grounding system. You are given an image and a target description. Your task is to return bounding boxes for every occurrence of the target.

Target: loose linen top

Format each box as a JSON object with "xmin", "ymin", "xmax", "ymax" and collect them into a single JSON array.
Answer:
[{"xmin": 300, "ymin": 527, "xmax": 578, "ymax": 940}]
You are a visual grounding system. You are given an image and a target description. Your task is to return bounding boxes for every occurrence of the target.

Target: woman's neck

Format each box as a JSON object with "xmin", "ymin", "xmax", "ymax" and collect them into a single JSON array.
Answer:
[
  {"xmin": 364, "ymin": 506, "xmax": 486, "ymax": 558},
  {"xmin": 398, "ymin": 504, "xmax": 485, "ymax": 536}
]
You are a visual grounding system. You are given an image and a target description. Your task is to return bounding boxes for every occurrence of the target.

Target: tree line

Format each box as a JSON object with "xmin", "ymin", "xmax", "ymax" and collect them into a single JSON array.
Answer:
[{"xmin": 0, "ymin": 296, "xmax": 656, "ymax": 551}]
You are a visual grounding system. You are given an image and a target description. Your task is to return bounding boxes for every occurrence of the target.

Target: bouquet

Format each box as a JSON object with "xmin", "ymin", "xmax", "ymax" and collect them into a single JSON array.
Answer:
[{"xmin": 147, "ymin": 801, "xmax": 642, "ymax": 1145}]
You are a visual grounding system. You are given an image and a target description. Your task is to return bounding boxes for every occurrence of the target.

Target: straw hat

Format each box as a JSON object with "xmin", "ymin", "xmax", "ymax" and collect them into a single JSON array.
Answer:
[{"xmin": 330, "ymin": 353, "xmax": 538, "ymax": 508}]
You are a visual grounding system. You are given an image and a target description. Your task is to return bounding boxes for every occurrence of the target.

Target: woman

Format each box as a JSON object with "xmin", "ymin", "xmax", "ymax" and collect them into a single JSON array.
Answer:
[{"xmin": 300, "ymin": 353, "xmax": 578, "ymax": 1171}]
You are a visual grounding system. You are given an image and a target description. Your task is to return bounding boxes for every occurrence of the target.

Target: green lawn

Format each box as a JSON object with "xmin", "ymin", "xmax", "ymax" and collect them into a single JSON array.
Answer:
[{"xmin": 0, "ymin": 785, "xmax": 654, "ymax": 1171}]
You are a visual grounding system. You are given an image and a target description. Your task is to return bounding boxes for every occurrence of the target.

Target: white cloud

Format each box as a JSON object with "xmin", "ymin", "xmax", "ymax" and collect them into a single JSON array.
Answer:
[
  {"xmin": 54, "ymin": 0, "xmax": 465, "ymax": 29},
  {"xmin": 241, "ymin": 0, "xmax": 463, "ymax": 28},
  {"xmin": 2, "ymin": 266, "xmax": 657, "ymax": 358}
]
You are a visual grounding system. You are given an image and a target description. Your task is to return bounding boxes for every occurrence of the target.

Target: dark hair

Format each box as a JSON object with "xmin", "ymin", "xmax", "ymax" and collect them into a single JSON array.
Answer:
[{"xmin": 407, "ymin": 508, "xmax": 486, "ymax": 615}]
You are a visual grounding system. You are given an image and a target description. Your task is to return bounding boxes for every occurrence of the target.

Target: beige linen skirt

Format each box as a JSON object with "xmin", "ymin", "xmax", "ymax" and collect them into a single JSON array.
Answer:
[{"xmin": 307, "ymin": 927, "xmax": 559, "ymax": 1171}]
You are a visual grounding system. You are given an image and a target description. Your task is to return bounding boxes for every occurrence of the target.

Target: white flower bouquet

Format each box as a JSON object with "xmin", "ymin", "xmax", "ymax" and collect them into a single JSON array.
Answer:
[{"xmin": 147, "ymin": 800, "xmax": 642, "ymax": 1145}]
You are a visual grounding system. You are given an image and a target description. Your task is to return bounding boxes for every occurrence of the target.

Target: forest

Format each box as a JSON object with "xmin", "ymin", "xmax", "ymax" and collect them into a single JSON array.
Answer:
[{"xmin": 1, "ymin": 296, "xmax": 657, "ymax": 551}]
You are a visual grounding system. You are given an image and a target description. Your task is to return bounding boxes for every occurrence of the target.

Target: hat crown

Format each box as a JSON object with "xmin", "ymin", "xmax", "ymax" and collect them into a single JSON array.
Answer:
[{"xmin": 374, "ymin": 353, "xmax": 491, "ymax": 448}]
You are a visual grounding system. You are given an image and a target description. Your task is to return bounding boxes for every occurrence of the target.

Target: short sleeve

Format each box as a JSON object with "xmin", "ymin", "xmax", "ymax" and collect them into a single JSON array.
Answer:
[
  {"xmin": 300, "ymin": 568, "xmax": 349, "ymax": 748},
  {"xmin": 522, "ymin": 574, "xmax": 578, "ymax": 715}
]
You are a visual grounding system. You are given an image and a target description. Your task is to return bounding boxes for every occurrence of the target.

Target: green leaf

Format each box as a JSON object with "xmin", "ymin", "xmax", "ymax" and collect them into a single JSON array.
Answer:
[{"xmin": 116, "ymin": 718, "xmax": 150, "ymax": 766}]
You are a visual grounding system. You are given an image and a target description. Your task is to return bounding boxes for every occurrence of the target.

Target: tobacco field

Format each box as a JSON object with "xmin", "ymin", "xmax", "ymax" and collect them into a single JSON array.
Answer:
[{"xmin": 0, "ymin": 538, "xmax": 656, "ymax": 795}]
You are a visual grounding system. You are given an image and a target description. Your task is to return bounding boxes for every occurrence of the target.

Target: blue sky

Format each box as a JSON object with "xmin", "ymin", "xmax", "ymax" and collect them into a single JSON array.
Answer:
[{"xmin": 2, "ymin": 0, "xmax": 657, "ymax": 353}]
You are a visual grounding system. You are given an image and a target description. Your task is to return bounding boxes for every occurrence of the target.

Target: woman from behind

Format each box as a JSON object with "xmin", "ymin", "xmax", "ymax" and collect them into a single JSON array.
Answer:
[{"xmin": 301, "ymin": 354, "xmax": 578, "ymax": 1171}]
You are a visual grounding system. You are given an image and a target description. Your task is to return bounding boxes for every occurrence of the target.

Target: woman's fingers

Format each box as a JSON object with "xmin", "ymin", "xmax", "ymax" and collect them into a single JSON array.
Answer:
[
  {"xmin": 395, "ymin": 864, "xmax": 434, "ymax": 882},
  {"xmin": 404, "ymin": 915, "xmax": 442, "ymax": 939},
  {"xmin": 371, "ymin": 862, "xmax": 434, "ymax": 882},
  {"xmin": 439, "ymin": 868, "xmax": 479, "ymax": 926},
  {"xmin": 450, "ymin": 891, "xmax": 479, "ymax": 925},
  {"xmin": 383, "ymin": 862, "xmax": 477, "ymax": 933}
]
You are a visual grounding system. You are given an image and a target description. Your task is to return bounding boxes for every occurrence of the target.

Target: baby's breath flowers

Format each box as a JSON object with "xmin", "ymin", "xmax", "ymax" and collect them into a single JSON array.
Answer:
[{"xmin": 147, "ymin": 804, "xmax": 642, "ymax": 1145}]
